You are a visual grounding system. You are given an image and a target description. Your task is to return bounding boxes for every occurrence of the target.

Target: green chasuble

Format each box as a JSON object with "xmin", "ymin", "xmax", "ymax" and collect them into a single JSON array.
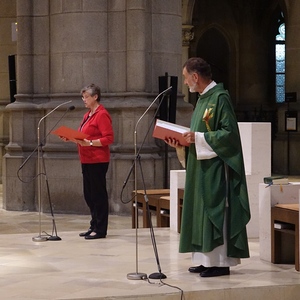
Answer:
[{"xmin": 179, "ymin": 83, "xmax": 251, "ymax": 258}]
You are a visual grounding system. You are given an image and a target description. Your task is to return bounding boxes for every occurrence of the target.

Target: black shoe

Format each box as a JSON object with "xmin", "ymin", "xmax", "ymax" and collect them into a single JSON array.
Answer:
[
  {"xmin": 188, "ymin": 265, "xmax": 208, "ymax": 273},
  {"xmin": 79, "ymin": 229, "xmax": 93, "ymax": 237},
  {"xmin": 200, "ymin": 267, "xmax": 230, "ymax": 277},
  {"xmin": 84, "ymin": 233, "xmax": 106, "ymax": 240}
]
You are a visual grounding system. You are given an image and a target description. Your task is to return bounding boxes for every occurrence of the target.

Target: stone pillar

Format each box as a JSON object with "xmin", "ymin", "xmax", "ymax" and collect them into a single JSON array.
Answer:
[
  {"xmin": 0, "ymin": 0, "xmax": 17, "ymax": 184},
  {"xmin": 110, "ymin": 0, "xmax": 191, "ymax": 213},
  {"xmin": 285, "ymin": 0, "xmax": 300, "ymax": 95},
  {"xmin": 3, "ymin": 0, "xmax": 37, "ymax": 211}
]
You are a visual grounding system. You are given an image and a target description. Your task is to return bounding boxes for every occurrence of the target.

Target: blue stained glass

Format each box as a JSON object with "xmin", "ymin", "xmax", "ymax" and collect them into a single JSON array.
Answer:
[
  {"xmin": 276, "ymin": 23, "xmax": 285, "ymax": 103},
  {"xmin": 276, "ymin": 87, "xmax": 285, "ymax": 103},
  {"xmin": 276, "ymin": 74, "xmax": 285, "ymax": 86},
  {"xmin": 276, "ymin": 44, "xmax": 285, "ymax": 60},
  {"xmin": 276, "ymin": 61, "xmax": 285, "ymax": 73}
]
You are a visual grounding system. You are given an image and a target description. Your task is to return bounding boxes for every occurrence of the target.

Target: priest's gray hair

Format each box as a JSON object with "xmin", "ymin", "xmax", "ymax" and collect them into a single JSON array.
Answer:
[{"xmin": 183, "ymin": 57, "xmax": 212, "ymax": 80}]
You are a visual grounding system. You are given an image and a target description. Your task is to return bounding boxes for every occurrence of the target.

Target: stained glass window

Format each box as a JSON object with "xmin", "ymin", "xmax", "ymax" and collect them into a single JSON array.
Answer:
[{"xmin": 276, "ymin": 23, "xmax": 285, "ymax": 103}]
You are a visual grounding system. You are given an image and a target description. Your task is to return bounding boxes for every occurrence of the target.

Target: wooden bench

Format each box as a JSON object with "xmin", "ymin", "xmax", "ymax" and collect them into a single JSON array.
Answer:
[
  {"xmin": 131, "ymin": 189, "xmax": 170, "ymax": 228},
  {"xmin": 159, "ymin": 195, "xmax": 171, "ymax": 227},
  {"xmin": 271, "ymin": 203, "xmax": 299, "ymax": 271}
]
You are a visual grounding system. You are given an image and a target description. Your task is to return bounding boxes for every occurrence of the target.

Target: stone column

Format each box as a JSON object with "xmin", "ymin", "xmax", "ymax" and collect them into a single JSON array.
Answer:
[
  {"xmin": 285, "ymin": 0, "xmax": 300, "ymax": 94},
  {"xmin": 0, "ymin": 0, "xmax": 17, "ymax": 183},
  {"xmin": 3, "ymin": 0, "xmax": 37, "ymax": 211},
  {"xmin": 110, "ymin": 0, "xmax": 191, "ymax": 213}
]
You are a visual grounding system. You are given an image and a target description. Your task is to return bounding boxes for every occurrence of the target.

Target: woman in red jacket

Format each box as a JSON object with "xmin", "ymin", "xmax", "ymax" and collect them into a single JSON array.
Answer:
[{"xmin": 70, "ymin": 83, "xmax": 114, "ymax": 239}]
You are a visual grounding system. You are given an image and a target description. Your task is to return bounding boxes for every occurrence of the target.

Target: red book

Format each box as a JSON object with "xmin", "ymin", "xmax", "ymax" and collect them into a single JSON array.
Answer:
[
  {"xmin": 51, "ymin": 126, "xmax": 89, "ymax": 140},
  {"xmin": 152, "ymin": 119, "xmax": 190, "ymax": 146}
]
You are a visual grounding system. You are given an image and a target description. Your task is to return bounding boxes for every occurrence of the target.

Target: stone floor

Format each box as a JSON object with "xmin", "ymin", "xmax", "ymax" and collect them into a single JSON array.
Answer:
[{"xmin": 0, "ymin": 185, "xmax": 300, "ymax": 299}]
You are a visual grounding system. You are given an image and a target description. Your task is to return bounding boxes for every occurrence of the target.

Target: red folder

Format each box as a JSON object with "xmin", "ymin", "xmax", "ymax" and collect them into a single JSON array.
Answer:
[
  {"xmin": 51, "ymin": 126, "xmax": 89, "ymax": 140},
  {"xmin": 152, "ymin": 119, "xmax": 190, "ymax": 146}
]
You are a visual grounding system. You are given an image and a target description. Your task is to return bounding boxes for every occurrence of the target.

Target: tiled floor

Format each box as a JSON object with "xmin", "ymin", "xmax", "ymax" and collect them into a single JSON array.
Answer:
[{"xmin": 0, "ymin": 186, "xmax": 300, "ymax": 299}]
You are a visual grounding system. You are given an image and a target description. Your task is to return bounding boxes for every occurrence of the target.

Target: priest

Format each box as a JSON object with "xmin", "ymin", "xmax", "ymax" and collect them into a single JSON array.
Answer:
[{"xmin": 165, "ymin": 57, "xmax": 251, "ymax": 277}]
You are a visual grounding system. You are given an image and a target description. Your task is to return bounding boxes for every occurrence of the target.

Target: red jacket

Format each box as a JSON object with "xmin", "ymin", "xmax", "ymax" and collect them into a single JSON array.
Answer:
[{"xmin": 78, "ymin": 105, "xmax": 114, "ymax": 163}]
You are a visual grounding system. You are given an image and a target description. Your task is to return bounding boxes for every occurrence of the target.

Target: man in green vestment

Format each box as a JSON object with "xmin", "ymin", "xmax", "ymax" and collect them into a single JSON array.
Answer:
[{"xmin": 166, "ymin": 57, "xmax": 251, "ymax": 277}]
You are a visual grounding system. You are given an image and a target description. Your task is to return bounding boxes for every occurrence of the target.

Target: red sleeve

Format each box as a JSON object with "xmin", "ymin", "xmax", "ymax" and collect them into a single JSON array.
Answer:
[{"xmin": 97, "ymin": 111, "xmax": 114, "ymax": 146}]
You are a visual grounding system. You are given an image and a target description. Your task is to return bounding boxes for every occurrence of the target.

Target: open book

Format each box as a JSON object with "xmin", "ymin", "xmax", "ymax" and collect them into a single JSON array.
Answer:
[
  {"xmin": 51, "ymin": 126, "xmax": 89, "ymax": 140},
  {"xmin": 152, "ymin": 119, "xmax": 190, "ymax": 146}
]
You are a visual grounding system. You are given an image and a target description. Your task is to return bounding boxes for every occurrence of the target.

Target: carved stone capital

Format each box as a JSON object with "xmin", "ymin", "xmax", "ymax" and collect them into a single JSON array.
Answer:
[{"xmin": 182, "ymin": 25, "xmax": 194, "ymax": 46}]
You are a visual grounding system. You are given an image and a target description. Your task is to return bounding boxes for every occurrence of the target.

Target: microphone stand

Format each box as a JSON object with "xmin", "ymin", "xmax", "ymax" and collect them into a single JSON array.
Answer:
[
  {"xmin": 137, "ymin": 156, "xmax": 167, "ymax": 279},
  {"xmin": 17, "ymin": 105, "xmax": 75, "ymax": 176},
  {"xmin": 32, "ymin": 100, "xmax": 72, "ymax": 242},
  {"xmin": 127, "ymin": 86, "xmax": 172, "ymax": 280},
  {"xmin": 40, "ymin": 146, "xmax": 61, "ymax": 241}
]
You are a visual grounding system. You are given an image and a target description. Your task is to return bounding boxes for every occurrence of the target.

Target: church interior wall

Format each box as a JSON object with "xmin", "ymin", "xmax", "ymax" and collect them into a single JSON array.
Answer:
[{"xmin": 0, "ymin": 0, "xmax": 300, "ymax": 215}]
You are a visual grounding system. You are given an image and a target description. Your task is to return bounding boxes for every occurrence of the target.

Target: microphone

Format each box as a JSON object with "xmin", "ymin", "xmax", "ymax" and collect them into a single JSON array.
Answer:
[
  {"xmin": 34, "ymin": 101, "xmax": 73, "ymax": 243},
  {"xmin": 120, "ymin": 86, "xmax": 173, "ymax": 198},
  {"xmin": 17, "ymin": 102, "xmax": 75, "ymax": 173},
  {"xmin": 136, "ymin": 86, "xmax": 173, "ymax": 125},
  {"xmin": 162, "ymin": 86, "xmax": 173, "ymax": 96},
  {"xmin": 126, "ymin": 87, "xmax": 171, "ymax": 281},
  {"xmin": 45, "ymin": 105, "xmax": 75, "ymax": 141},
  {"xmin": 38, "ymin": 101, "xmax": 74, "ymax": 144},
  {"xmin": 38, "ymin": 100, "xmax": 72, "ymax": 126}
]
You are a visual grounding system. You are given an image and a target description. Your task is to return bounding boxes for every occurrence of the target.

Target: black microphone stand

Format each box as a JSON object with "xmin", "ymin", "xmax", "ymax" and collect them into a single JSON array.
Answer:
[
  {"xmin": 136, "ymin": 155, "xmax": 167, "ymax": 279},
  {"xmin": 33, "ymin": 101, "xmax": 75, "ymax": 242},
  {"xmin": 125, "ymin": 86, "xmax": 172, "ymax": 280},
  {"xmin": 17, "ymin": 101, "xmax": 73, "ymax": 242},
  {"xmin": 38, "ymin": 142, "xmax": 61, "ymax": 240},
  {"xmin": 17, "ymin": 105, "xmax": 75, "ymax": 176}
]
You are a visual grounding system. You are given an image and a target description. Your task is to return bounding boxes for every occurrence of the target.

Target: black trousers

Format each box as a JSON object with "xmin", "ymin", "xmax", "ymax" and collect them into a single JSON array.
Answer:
[{"xmin": 81, "ymin": 162, "xmax": 109, "ymax": 236}]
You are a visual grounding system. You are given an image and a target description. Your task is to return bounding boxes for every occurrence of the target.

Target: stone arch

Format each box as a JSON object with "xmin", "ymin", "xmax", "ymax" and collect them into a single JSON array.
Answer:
[
  {"xmin": 190, "ymin": 25, "xmax": 237, "ymax": 105},
  {"xmin": 182, "ymin": 0, "xmax": 195, "ymax": 24},
  {"xmin": 196, "ymin": 27, "xmax": 231, "ymax": 91},
  {"xmin": 181, "ymin": 1, "xmax": 238, "ymax": 104}
]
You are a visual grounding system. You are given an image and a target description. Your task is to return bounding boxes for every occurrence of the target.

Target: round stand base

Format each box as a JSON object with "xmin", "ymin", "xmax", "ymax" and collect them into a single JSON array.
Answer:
[
  {"xmin": 127, "ymin": 272, "xmax": 147, "ymax": 280},
  {"xmin": 47, "ymin": 235, "xmax": 62, "ymax": 241},
  {"xmin": 32, "ymin": 235, "xmax": 48, "ymax": 242},
  {"xmin": 149, "ymin": 272, "xmax": 167, "ymax": 279}
]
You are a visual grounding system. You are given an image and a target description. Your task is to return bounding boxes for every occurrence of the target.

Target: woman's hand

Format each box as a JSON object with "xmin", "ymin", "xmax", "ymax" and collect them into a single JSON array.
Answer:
[
  {"xmin": 73, "ymin": 138, "xmax": 90, "ymax": 146},
  {"xmin": 59, "ymin": 136, "xmax": 69, "ymax": 142},
  {"xmin": 60, "ymin": 136, "xmax": 89, "ymax": 146}
]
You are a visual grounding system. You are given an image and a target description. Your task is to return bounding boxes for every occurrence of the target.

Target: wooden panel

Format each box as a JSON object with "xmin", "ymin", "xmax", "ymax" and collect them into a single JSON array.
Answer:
[{"xmin": 271, "ymin": 206, "xmax": 299, "ymax": 271}]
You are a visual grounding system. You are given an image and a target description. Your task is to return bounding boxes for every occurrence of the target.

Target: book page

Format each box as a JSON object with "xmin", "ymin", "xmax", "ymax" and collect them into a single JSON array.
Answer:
[
  {"xmin": 152, "ymin": 119, "xmax": 190, "ymax": 146},
  {"xmin": 156, "ymin": 119, "xmax": 189, "ymax": 133}
]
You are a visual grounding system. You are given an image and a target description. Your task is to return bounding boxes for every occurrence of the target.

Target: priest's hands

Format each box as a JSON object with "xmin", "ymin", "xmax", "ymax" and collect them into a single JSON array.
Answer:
[
  {"xmin": 165, "ymin": 131, "xmax": 195, "ymax": 147},
  {"xmin": 164, "ymin": 137, "xmax": 180, "ymax": 148},
  {"xmin": 182, "ymin": 131, "xmax": 195, "ymax": 143}
]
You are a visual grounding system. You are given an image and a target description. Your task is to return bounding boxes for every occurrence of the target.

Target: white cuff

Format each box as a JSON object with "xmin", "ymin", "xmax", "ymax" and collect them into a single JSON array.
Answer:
[{"xmin": 195, "ymin": 132, "xmax": 217, "ymax": 160}]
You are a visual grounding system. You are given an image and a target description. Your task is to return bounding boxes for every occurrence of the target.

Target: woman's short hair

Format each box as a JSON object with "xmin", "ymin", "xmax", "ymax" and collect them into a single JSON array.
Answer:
[
  {"xmin": 183, "ymin": 57, "xmax": 212, "ymax": 80},
  {"xmin": 81, "ymin": 84, "xmax": 101, "ymax": 102}
]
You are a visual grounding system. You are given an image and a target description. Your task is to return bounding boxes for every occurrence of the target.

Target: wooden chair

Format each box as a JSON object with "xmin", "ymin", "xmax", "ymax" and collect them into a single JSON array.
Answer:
[
  {"xmin": 159, "ymin": 195, "xmax": 170, "ymax": 227},
  {"xmin": 271, "ymin": 203, "xmax": 299, "ymax": 271},
  {"xmin": 131, "ymin": 189, "xmax": 170, "ymax": 228}
]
